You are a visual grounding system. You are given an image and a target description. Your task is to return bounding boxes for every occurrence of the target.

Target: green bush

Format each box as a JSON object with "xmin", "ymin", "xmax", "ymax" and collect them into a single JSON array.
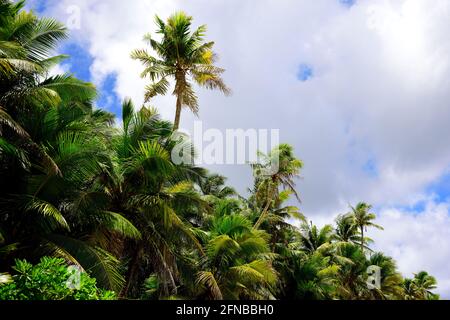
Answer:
[{"xmin": 0, "ymin": 257, "xmax": 116, "ymax": 300}]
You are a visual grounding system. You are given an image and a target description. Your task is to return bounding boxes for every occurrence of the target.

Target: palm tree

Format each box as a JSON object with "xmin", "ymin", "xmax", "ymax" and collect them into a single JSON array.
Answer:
[
  {"xmin": 263, "ymin": 190, "xmax": 305, "ymax": 251},
  {"xmin": 297, "ymin": 223, "xmax": 334, "ymax": 254},
  {"xmin": 252, "ymin": 144, "xmax": 303, "ymax": 229},
  {"xmin": 403, "ymin": 271, "xmax": 438, "ymax": 300},
  {"xmin": 291, "ymin": 252, "xmax": 338, "ymax": 300},
  {"xmin": 368, "ymin": 253, "xmax": 404, "ymax": 300},
  {"xmin": 0, "ymin": 0, "xmax": 63, "ymax": 78},
  {"xmin": 0, "ymin": 0, "xmax": 95, "ymax": 183},
  {"xmin": 334, "ymin": 243, "xmax": 369, "ymax": 299},
  {"xmin": 0, "ymin": 89, "xmax": 138, "ymax": 292},
  {"xmin": 0, "ymin": 3, "xmax": 136, "ymax": 292},
  {"xmin": 334, "ymin": 214, "xmax": 360, "ymax": 243},
  {"xmin": 196, "ymin": 213, "xmax": 277, "ymax": 300},
  {"xmin": 106, "ymin": 99, "xmax": 208, "ymax": 298},
  {"xmin": 350, "ymin": 202, "xmax": 383, "ymax": 252},
  {"xmin": 198, "ymin": 173, "xmax": 236, "ymax": 199},
  {"xmin": 131, "ymin": 11, "xmax": 230, "ymax": 130}
]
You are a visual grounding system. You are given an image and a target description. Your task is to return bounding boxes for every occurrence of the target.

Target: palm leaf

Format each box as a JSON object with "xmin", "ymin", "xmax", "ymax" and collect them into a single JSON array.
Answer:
[
  {"xmin": 0, "ymin": 107, "xmax": 30, "ymax": 138},
  {"xmin": 24, "ymin": 197, "xmax": 70, "ymax": 231},
  {"xmin": 45, "ymin": 234, "xmax": 125, "ymax": 292},
  {"xmin": 39, "ymin": 74, "xmax": 97, "ymax": 102},
  {"xmin": 196, "ymin": 271, "xmax": 223, "ymax": 300},
  {"xmin": 95, "ymin": 211, "xmax": 142, "ymax": 240}
]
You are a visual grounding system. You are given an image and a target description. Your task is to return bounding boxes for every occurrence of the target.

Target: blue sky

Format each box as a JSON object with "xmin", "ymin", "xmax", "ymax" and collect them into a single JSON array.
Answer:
[
  {"xmin": 60, "ymin": 42, "xmax": 122, "ymax": 114},
  {"xmin": 297, "ymin": 64, "xmax": 314, "ymax": 82},
  {"xmin": 28, "ymin": 1, "xmax": 122, "ymax": 115},
  {"xmin": 340, "ymin": 0, "xmax": 356, "ymax": 7}
]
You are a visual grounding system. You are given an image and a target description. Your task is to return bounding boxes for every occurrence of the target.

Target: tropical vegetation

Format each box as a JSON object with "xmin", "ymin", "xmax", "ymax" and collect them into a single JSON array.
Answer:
[{"xmin": 0, "ymin": 0, "xmax": 440, "ymax": 300}]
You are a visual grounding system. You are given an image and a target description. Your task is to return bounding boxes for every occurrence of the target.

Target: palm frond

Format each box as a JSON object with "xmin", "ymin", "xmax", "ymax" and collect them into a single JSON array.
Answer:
[
  {"xmin": 45, "ymin": 234, "xmax": 125, "ymax": 292},
  {"xmin": 144, "ymin": 77, "xmax": 170, "ymax": 102},
  {"xmin": 196, "ymin": 271, "xmax": 223, "ymax": 300},
  {"xmin": 95, "ymin": 211, "xmax": 142, "ymax": 240},
  {"xmin": 39, "ymin": 74, "xmax": 97, "ymax": 102},
  {"xmin": 0, "ymin": 107, "xmax": 30, "ymax": 138},
  {"xmin": 24, "ymin": 197, "xmax": 70, "ymax": 231}
]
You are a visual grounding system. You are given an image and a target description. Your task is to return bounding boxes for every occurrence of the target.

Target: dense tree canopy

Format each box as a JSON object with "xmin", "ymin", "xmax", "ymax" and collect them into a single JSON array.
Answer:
[{"xmin": 0, "ymin": 0, "xmax": 440, "ymax": 300}]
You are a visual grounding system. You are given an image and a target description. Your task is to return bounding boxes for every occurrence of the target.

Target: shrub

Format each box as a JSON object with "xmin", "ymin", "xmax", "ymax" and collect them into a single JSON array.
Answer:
[{"xmin": 0, "ymin": 257, "xmax": 116, "ymax": 300}]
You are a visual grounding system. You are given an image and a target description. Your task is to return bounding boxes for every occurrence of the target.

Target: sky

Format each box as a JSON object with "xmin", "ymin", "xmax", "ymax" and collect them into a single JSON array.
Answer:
[{"xmin": 26, "ymin": 0, "xmax": 450, "ymax": 297}]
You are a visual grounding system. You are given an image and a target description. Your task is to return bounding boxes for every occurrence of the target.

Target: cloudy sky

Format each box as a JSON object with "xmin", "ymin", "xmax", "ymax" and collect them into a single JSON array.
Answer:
[{"xmin": 27, "ymin": 0, "xmax": 450, "ymax": 297}]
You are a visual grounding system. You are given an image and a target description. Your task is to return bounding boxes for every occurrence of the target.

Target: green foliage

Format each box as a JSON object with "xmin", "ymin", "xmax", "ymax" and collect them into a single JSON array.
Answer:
[
  {"xmin": 141, "ymin": 274, "xmax": 160, "ymax": 300},
  {"xmin": 0, "ymin": 257, "xmax": 116, "ymax": 300}
]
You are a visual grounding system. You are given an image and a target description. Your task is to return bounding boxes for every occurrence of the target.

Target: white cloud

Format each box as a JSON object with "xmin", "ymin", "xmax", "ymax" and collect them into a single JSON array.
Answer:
[
  {"xmin": 40, "ymin": 0, "xmax": 450, "ymax": 297},
  {"xmin": 48, "ymin": 62, "xmax": 70, "ymax": 77},
  {"xmin": 372, "ymin": 200, "xmax": 450, "ymax": 298}
]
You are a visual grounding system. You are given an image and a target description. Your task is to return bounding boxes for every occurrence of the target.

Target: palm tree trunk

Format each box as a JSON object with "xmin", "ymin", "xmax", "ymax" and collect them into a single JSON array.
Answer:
[
  {"xmin": 360, "ymin": 226, "xmax": 364, "ymax": 253},
  {"xmin": 173, "ymin": 95, "xmax": 182, "ymax": 131},
  {"xmin": 254, "ymin": 187, "xmax": 275, "ymax": 229},
  {"xmin": 120, "ymin": 244, "xmax": 142, "ymax": 298},
  {"xmin": 173, "ymin": 70, "xmax": 185, "ymax": 131},
  {"xmin": 254, "ymin": 199, "xmax": 272, "ymax": 230}
]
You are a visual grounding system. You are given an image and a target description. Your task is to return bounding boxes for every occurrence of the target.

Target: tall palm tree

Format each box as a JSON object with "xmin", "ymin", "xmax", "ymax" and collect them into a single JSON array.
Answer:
[
  {"xmin": 131, "ymin": 11, "xmax": 230, "ymax": 130},
  {"xmin": 350, "ymin": 202, "xmax": 383, "ymax": 252},
  {"xmin": 252, "ymin": 144, "xmax": 303, "ymax": 229},
  {"xmin": 106, "ymin": 99, "xmax": 207, "ymax": 298},
  {"xmin": 333, "ymin": 213, "xmax": 375, "ymax": 251}
]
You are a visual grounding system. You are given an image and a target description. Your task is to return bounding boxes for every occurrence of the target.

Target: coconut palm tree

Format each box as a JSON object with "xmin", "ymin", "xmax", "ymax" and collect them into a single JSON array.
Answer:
[
  {"xmin": 198, "ymin": 173, "xmax": 236, "ymax": 199},
  {"xmin": 334, "ymin": 214, "xmax": 359, "ymax": 243},
  {"xmin": 291, "ymin": 251, "xmax": 338, "ymax": 300},
  {"xmin": 104, "ymin": 99, "xmax": 208, "ymax": 298},
  {"xmin": 196, "ymin": 212, "xmax": 277, "ymax": 300},
  {"xmin": 350, "ymin": 202, "xmax": 383, "ymax": 252},
  {"xmin": 0, "ymin": 0, "xmax": 95, "ymax": 184},
  {"xmin": 252, "ymin": 144, "xmax": 303, "ymax": 229},
  {"xmin": 367, "ymin": 253, "xmax": 404, "ymax": 300},
  {"xmin": 0, "ymin": 0, "xmax": 66, "ymax": 79},
  {"xmin": 0, "ymin": 89, "xmax": 139, "ymax": 292},
  {"xmin": 297, "ymin": 223, "xmax": 334, "ymax": 254},
  {"xmin": 131, "ymin": 11, "xmax": 230, "ymax": 130},
  {"xmin": 0, "ymin": 3, "xmax": 136, "ymax": 292},
  {"xmin": 403, "ymin": 271, "xmax": 439, "ymax": 300},
  {"xmin": 334, "ymin": 243, "xmax": 369, "ymax": 300}
]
